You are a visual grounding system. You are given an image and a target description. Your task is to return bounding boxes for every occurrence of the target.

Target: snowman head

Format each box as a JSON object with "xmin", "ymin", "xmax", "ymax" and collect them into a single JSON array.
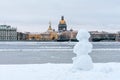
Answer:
[{"xmin": 76, "ymin": 29, "xmax": 90, "ymax": 41}]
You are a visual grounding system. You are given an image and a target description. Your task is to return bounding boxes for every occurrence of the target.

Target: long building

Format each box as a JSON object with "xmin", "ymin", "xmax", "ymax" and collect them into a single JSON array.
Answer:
[{"xmin": 0, "ymin": 25, "xmax": 17, "ymax": 41}]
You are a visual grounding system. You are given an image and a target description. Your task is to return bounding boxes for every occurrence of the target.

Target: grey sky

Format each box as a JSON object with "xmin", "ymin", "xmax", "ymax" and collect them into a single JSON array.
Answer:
[{"xmin": 0, "ymin": 0, "xmax": 120, "ymax": 32}]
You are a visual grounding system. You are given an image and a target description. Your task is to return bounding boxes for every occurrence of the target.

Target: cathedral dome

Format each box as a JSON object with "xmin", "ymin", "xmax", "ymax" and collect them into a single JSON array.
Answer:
[
  {"xmin": 58, "ymin": 16, "xmax": 67, "ymax": 32},
  {"xmin": 59, "ymin": 16, "xmax": 66, "ymax": 24},
  {"xmin": 59, "ymin": 20, "xmax": 66, "ymax": 24}
]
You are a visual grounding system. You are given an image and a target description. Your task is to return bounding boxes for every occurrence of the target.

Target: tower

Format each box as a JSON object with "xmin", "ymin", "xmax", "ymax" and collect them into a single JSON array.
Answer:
[
  {"xmin": 58, "ymin": 16, "xmax": 67, "ymax": 32},
  {"xmin": 48, "ymin": 21, "xmax": 52, "ymax": 31}
]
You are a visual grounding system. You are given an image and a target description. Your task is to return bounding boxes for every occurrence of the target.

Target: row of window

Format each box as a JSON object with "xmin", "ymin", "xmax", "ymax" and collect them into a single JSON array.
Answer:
[
  {"xmin": 0, "ymin": 31, "xmax": 16, "ymax": 32},
  {"xmin": 0, "ymin": 31, "xmax": 17, "ymax": 35},
  {"xmin": 0, "ymin": 33, "xmax": 17, "ymax": 36},
  {"xmin": 0, "ymin": 37, "xmax": 17, "ymax": 40}
]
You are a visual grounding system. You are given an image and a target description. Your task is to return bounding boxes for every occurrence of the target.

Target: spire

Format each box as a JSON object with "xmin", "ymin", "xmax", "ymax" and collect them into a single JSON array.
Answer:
[
  {"xmin": 48, "ymin": 21, "xmax": 52, "ymax": 30},
  {"xmin": 49, "ymin": 21, "xmax": 51, "ymax": 27}
]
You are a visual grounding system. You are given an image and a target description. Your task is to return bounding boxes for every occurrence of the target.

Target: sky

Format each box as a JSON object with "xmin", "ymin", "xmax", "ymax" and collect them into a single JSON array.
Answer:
[{"xmin": 0, "ymin": 0, "xmax": 120, "ymax": 33}]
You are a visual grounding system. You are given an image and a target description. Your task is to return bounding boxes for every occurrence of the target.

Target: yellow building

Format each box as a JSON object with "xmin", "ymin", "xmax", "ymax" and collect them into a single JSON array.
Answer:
[
  {"xmin": 26, "ymin": 33, "xmax": 41, "ymax": 40},
  {"xmin": 40, "ymin": 22, "xmax": 58, "ymax": 41},
  {"xmin": 26, "ymin": 22, "xmax": 58, "ymax": 41}
]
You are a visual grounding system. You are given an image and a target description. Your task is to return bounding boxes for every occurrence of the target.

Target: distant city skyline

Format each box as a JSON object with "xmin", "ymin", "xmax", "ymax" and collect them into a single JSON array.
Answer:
[{"xmin": 0, "ymin": 0, "xmax": 120, "ymax": 32}]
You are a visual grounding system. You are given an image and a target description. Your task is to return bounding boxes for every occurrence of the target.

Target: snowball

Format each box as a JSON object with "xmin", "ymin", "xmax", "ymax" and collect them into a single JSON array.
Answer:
[
  {"xmin": 76, "ymin": 29, "xmax": 90, "ymax": 41},
  {"xmin": 73, "ymin": 41, "xmax": 93, "ymax": 55},
  {"xmin": 72, "ymin": 55, "xmax": 93, "ymax": 71}
]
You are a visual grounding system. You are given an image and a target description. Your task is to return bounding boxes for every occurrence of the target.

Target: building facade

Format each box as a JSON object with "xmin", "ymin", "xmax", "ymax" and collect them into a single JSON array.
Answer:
[
  {"xmin": 25, "ymin": 22, "xmax": 58, "ymax": 41},
  {"xmin": 26, "ymin": 32, "xmax": 41, "ymax": 40},
  {"xmin": 0, "ymin": 25, "xmax": 17, "ymax": 41},
  {"xmin": 17, "ymin": 32, "xmax": 28, "ymax": 40},
  {"xmin": 40, "ymin": 22, "xmax": 58, "ymax": 41},
  {"xmin": 89, "ymin": 31, "xmax": 117, "ymax": 42},
  {"xmin": 116, "ymin": 32, "xmax": 120, "ymax": 41}
]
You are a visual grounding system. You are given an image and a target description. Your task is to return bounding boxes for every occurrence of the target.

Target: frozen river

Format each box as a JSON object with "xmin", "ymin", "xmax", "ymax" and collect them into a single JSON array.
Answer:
[{"xmin": 0, "ymin": 42, "xmax": 120, "ymax": 64}]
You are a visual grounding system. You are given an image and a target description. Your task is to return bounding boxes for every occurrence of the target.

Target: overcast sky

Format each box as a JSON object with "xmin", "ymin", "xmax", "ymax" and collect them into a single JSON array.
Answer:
[{"xmin": 0, "ymin": 0, "xmax": 120, "ymax": 32}]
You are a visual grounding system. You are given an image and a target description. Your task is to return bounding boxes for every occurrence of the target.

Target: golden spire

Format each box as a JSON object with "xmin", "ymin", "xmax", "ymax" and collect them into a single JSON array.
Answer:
[{"xmin": 48, "ymin": 21, "xmax": 52, "ymax": 30}]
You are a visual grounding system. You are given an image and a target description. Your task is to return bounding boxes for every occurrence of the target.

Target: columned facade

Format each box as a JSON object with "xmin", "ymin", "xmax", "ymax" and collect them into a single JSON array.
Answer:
[{"xmin": 0, "ymin": 25, "xmax": 17, "ymax": 40}]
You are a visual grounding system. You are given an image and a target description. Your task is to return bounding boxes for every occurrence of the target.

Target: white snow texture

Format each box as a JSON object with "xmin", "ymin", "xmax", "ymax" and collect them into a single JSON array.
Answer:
[{"xmin": 73, "ymin": 29, "xmax": 93, "ymax": 71}]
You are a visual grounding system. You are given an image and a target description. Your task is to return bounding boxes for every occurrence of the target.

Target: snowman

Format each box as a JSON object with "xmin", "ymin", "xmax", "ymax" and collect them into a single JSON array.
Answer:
[{"xmin": 72, "ymin": 29, "xmax": 93, "ymax": 71}]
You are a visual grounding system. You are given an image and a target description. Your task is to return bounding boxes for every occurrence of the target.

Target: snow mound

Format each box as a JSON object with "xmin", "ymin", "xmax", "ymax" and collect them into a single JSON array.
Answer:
[
  {"xmin": 1, "ymin": 63, "xmax": 120, "ymax": 80},
  {"xmin": 72, "ymin": 55, "xmax": 93, "ymax": 71}
]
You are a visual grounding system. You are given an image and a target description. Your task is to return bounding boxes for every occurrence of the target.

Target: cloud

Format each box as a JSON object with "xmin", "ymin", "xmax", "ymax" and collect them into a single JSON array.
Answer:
[{"xmin": 0, "ymin": 0, "xmax": 119, "ymax": 32}]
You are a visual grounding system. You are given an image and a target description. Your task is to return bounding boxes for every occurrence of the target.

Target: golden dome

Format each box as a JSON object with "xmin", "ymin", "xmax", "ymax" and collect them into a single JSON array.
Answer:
[
  {"xmin": 59, "ymin": 16, "xmax": 66, "ymax": 24},
  {"xmin": 59, "ymin": 20, "xmax": 66, "ymax": 24}
]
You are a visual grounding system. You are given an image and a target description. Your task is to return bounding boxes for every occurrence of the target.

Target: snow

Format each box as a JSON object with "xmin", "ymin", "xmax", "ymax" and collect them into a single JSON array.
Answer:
[
  {"xmin": 72, "ymin": 55, "xmax": 93, "ymax": 71},
  {"xmin": 72, "ymin": 29, "xmax": 93, "ymax": 71},
  {"xmin": 0, "ymin": 63, "xmax": 120, "ymax": 80},
  {"xmin": 76, "ymin": 29, "xmax": 90, "ymax": 41}
]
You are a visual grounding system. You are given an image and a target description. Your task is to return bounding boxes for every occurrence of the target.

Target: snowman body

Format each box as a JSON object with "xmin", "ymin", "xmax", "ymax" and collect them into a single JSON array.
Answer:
[{"xmin": 72, "ymin": 29, "xmax": 93, "ymax": 71}]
